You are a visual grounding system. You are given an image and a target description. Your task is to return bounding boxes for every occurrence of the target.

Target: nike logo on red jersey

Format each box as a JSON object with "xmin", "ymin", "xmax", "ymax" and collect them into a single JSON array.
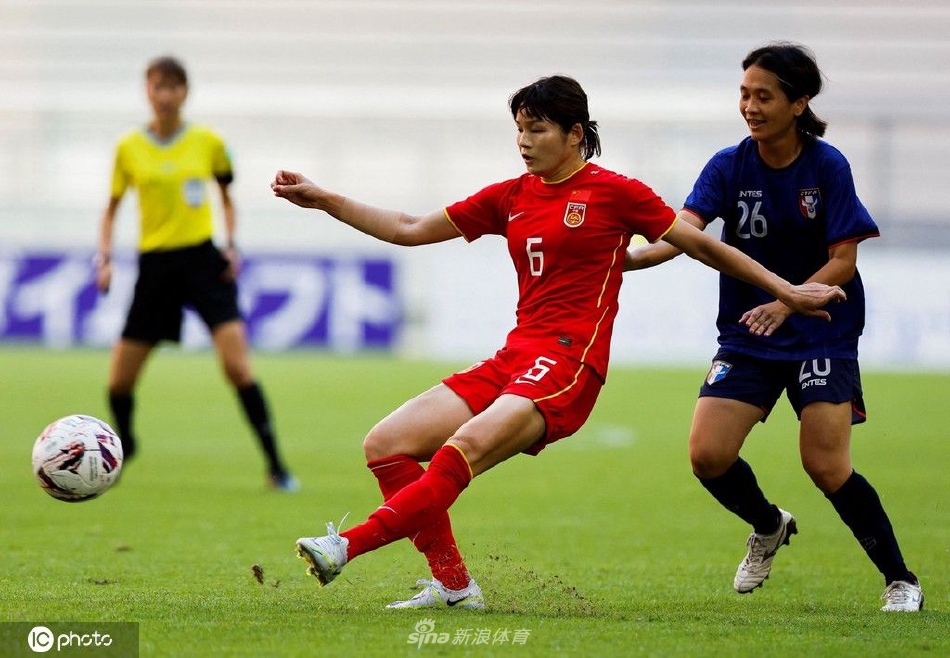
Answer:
[{"xmin": 508, "ymin": 211, "xmax": 525, "ymax": 222}]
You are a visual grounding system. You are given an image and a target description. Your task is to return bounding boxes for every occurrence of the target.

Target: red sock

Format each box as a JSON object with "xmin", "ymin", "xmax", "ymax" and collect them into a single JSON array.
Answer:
[
  {"xmin": 368, "ymin": 454, "xmax": 425, "ymax": 500},
  {"xmin": 367, "ymin": 455, "xmax": 471, "ymax": 590},
  {"xmin": 343, "ymin": 445, "xmax": 472, "ymax": 561},
  {"xmin": 411, "ymin": 516, "xmax": 470, "ymax": 590}
]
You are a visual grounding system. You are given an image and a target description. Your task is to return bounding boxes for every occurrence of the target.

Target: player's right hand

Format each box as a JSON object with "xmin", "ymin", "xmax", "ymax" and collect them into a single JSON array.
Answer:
[
  {"xmin": 95, "ymin": 262, "xmax": 111, "ymax": 294},
  {"xmin": 271, "ymin": 170, "xmax": 322, "ymax": 209}
]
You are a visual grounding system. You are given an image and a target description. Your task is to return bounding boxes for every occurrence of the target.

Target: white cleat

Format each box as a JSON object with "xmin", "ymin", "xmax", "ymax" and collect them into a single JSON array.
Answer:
[
  {"xmin": 386, "ymin": 578, "xmax": 485, "ymax": 610},
  {"xmin": 734, "ymin": 508, "xmax": 798, "ymax": 593},
  {"xmin": 295, "ymin": 521, "xmax": 348, "ymax": 586},
  {"xmin": 881, "ymin": 579, "xmax": 924, "ymax": 612}
]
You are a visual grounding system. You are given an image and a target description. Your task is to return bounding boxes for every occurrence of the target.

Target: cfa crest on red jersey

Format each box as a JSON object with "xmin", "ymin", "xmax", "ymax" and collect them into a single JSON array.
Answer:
[
  {"xmin": 564, "ymin": 189, "xmax": 591, "ymax": 228},
  {"xmin": 798, "ymin": 188, "xmax": 821, "ymax": 220},
  {"xmin": 564, "ymin": 202, "xmax": 586, "ymax": 227}
]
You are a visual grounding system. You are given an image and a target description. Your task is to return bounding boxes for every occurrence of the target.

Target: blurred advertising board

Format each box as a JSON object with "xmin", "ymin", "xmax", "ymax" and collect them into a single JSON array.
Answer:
[{"xmin": 0, "ymin": 251, "xmax": 400, "ymax": 351}]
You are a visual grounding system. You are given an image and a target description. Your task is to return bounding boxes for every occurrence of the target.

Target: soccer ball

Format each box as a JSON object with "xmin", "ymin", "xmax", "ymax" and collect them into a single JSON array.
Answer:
[{"xmin": 32, "ymin": 414, "xmax": 124, "ymax": 502}]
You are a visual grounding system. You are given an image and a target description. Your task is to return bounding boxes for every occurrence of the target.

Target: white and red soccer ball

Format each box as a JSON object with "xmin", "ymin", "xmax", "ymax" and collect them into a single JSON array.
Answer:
[{"xmin": 32, "ymin": 414, "xmax": 123, "ymax": 502}]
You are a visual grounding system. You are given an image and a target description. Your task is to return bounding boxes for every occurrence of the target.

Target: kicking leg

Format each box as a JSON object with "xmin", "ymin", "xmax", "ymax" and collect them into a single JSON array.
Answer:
[{"xmin": 297, "ymin": 392, "xmax": 544, "ymax": 591}]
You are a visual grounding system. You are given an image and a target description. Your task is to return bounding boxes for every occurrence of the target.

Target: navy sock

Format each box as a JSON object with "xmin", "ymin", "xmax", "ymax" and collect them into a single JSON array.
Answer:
[
  {"xmin": 826, "ymin": 471, "xmax": 914, "ymax": 585},
  {"xmin": 699, "ymin": 458, "xmax": 780, "ymax": 534}
]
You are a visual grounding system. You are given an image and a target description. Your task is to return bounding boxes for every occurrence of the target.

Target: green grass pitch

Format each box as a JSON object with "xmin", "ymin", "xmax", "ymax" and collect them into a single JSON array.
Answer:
[{"xmin": 1, "ymin": 347, "xmax": 946, "ymax": 656}]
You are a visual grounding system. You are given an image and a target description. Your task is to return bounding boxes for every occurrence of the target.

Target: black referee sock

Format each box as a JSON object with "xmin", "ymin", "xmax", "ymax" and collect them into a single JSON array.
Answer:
[
  {"xmin": 698, "ymin": 458, "xmax": 781, "ymax": 534},
  {"xmin": 826, "ymin": 470, "xmax": 913, "ymax": 585},
  {"xmin": 236, "ymin": 382, "xmax": 287, "ymax": 476},
  {"xmin": 108, "ymin": 392, "xmax": 137, "ymax": 460}
]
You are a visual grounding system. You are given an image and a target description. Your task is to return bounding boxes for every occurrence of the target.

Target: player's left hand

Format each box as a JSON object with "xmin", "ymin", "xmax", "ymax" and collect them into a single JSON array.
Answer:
[
  {"xmin": 222, "ymin": 245, "xmax": 241, "ymax": 282},
  {"xmin": 741, "ymin": 300, "xmax": 794, "ymax": 336}
]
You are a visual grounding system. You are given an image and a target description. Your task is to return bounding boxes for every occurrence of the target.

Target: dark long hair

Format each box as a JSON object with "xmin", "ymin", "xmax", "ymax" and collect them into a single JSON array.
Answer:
[
  {"xmin": 743, "ymin": 42, "xmax": 827, "ymax": 138},
  {"xmin": 509, "ymin": 75, "xmax": 601, "ymax": 159}
]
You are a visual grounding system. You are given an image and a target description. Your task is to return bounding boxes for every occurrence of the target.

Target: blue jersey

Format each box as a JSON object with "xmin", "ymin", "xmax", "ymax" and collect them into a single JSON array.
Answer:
[{"xmin": 684, "ymin": 136, "xmax": 879, "ymax": 360}]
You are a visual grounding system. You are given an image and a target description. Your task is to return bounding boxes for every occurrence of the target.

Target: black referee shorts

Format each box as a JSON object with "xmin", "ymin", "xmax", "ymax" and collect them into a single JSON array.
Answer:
[{"xmin": 121, "ymin": 240, "xmax": 241, "ymax": 344}]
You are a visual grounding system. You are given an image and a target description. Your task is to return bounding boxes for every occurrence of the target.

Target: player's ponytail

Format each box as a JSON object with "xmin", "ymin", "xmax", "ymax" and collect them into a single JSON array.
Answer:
[{"xmin": 581, "ymin": 120, "xmax": 601, "ymax": 160}]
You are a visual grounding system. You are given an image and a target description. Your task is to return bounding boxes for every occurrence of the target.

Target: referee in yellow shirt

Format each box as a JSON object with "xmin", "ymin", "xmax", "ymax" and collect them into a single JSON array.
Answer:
[{"xmin": 95, "ymin": 55, "xmax": 297, "ymax": 491}]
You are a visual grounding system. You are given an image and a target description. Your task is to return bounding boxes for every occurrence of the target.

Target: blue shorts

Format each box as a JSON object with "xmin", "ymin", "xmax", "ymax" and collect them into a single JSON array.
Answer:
[{"xmin": 699, "ymin": 348, "xmax": 867, "ymax": 425}]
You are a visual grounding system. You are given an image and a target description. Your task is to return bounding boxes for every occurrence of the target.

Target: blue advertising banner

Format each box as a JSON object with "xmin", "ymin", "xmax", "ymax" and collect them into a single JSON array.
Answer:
[{"xmin": 0, "ymin": 251, "xmax": 401, "ymax": 350}]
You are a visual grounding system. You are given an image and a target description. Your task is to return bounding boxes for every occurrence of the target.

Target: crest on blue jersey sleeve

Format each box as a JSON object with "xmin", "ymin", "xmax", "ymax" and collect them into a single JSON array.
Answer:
[
  {"xmin": 706, "ymin": 360, "xmax": 732, "ymax": 385},
  {"xmin": 798, "ymin": 188, "xmax": 821, "ymax": 220}
]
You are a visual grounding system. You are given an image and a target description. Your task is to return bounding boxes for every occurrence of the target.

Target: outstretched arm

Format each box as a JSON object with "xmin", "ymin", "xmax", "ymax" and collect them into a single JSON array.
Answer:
[
  {"xmin": 661, "ymin": 218, "xmax": 846, "ymax": 324},
  {"xmin": 271, "ymin": 170, "xmax": 461, "ymax": 246},
  {"xmin": 624, "ymin": 210, "xmax": 704, "ymax": 271}
]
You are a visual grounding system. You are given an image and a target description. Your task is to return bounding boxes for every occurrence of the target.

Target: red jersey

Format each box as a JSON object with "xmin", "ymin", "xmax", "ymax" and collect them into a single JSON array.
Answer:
[{"xmin": 444, "ymin": 163, "xmax": 676, "ymax": 380}]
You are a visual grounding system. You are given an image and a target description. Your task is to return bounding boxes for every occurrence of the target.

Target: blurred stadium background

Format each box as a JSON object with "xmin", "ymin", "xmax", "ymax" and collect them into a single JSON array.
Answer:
[{"xmin": 1, "ymin": 0, "xmax": 948, "ymax": 368}]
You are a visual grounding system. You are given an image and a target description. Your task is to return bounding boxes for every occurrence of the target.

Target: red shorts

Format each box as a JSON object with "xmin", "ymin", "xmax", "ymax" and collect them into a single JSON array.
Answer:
[{"xmin": 442, "ymin": 345, "xmax": 604, "ymax": 455}]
